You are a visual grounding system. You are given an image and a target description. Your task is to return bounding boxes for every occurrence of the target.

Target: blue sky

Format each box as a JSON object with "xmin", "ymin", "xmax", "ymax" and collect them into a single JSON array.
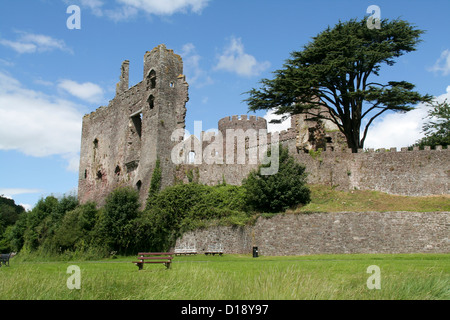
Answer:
[{"xmin": 0, "ymin": 0, "xmax": 449, "ymax": 210}]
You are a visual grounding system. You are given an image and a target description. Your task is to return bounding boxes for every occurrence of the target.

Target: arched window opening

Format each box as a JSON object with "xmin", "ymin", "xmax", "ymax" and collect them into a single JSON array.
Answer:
[
  {"xmin": 136, "ymin": 180, "xmax": 142, "ymax": 192},
  {"xmin": 147, "ymin": 69, "xmax": 156, "ymax": 89},
  {"xmin": 148, "ymin": 95, "xmax": 155, "ymax": 110}
]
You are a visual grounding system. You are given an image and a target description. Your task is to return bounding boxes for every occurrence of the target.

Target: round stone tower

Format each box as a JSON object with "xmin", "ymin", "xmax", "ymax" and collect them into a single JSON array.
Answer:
[{"xmin": 218, "ymin": 115, "xmax": 267, "ymax": 164}]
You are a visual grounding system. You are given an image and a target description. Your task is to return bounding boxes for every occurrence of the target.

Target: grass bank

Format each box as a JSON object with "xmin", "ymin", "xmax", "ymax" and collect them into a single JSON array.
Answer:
[
  {"xmin": 295, "ymin": 185, "xmax": 450, "ymax": 213},
  {"xmin": 1, "ymin": 253, "xmax": 448, "ymax": 300}
]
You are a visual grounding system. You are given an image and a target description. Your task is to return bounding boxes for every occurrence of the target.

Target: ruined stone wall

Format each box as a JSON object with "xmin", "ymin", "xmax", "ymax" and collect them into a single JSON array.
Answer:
[
  {"xmin": 78, "ymin": 45, "xmax": 188, "ymax": 206},
  {"xmin": 79, "ymin": 47, "xmax": 449, "ymax": 208},
  {"xmin": 175, "ymin": 211, "xmax": 450, "ymax": 256},
  {"xmin": 176, "ymin": 133, "xmax": 449, "ymax": 196}
]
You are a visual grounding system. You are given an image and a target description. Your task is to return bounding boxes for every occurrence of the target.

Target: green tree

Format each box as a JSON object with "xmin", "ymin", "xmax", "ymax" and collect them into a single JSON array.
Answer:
[
  {"xmin": 22, "ymin": 196, "xmax": 59, "ymax": 251},
  {"xmin": 245, "ymin": 18, "xmax": 432, "ymax": 152},
  {"xmin": 53, "ymin": 202, "xmax": 98, "ymax": 252},
  {"xmin": 96, "ymin": 187, "xmax": 140, "ymax": 254},
  {"xmin": 415, "ymin": 100, "xmax": 450, "ymax": 148},
  {"xmin": 243, "ymin": 145, "xmax": 311, "ymax": 213}
]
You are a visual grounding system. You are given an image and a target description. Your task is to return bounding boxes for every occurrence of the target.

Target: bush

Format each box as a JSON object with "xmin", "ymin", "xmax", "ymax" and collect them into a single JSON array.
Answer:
[
  {"xmin": 243, "ymin": 145, "xmax": 311, "ymax": 213},
  {"xmin": 95, "ymin": 187, "xmax": 140, "ymax": 255},
  {"xmin": 144, "ymin": 183, "xmax": 248, "ymax": 251}
]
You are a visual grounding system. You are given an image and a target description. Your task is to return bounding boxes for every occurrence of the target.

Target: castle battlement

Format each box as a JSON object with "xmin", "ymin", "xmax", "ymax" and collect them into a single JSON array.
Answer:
[
  {"xmin": 79, "ymin": 47, "xmax": 449, "ymax": 207},
  {"xmin": 218, "ymin": 115, "xmax": 267, "ymax": 133}
]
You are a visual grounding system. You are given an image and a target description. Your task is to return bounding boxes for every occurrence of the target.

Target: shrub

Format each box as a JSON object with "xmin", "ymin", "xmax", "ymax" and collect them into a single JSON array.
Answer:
[
  {"xmin": 243, "ymin": 145, "xmax": 311, "ymax": 213},
  {"xmin": 143, "ymin": 183, "xmax": 248, "ymax": 251},
  {"xmin": 95, "ymin": 187, "xmax": 140, "ymax": 254}
]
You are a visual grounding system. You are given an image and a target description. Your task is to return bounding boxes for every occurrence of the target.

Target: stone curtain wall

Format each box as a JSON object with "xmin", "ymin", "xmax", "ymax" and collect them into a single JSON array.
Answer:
[
  {"xmin": 299, "ymin": 146, "xmax": 450, "ymax": 196},
  {"xmin": 180, "ymin": 141, "xmax": 450, "ymax": 196},
  {"xmin": 175, "ymin": 211, "xmax": 450, "ymax": 256},
  {"xmin": 79, "ymin": 46, "xmax": 449, "ymax": 207}
]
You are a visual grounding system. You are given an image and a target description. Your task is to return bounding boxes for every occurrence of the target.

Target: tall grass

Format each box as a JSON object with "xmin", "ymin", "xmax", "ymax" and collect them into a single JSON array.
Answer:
[{"xmin": 1, "ymin": 253, "xmax": 448, "ymax": 300}]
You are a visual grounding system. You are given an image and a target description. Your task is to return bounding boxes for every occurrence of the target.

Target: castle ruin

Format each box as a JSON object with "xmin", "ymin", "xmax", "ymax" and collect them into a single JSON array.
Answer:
[{"xmin": 78, "ymin": 45, "xmax": 449, "ymax": 207}]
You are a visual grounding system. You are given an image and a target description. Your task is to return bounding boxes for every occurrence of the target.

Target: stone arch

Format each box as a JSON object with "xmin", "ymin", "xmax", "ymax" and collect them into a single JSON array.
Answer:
[{"xmin": 147, "ymin": 69, "xmax": 156, "ymax": 89}]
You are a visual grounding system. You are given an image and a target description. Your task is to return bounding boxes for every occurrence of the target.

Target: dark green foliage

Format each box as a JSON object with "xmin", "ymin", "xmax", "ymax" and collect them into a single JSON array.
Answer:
[
  {"xmin": 243, "ymin": 145, "xmax": 311, "ymax": 213},
  {"xmin": 6, "ymin": 157, "xmax": 310, "ymax": 257},
  {"xmin": 0, "ymin": 195, "xmax": 26, "ymax": 251},
  {"xmin": 245, "ymin": 18, "xmax": 432, "ymax": 152},
  {"xmin": 146, "ymin": 158, "xmax": 162, "ymax": 210},
  {"xmin": 53, "ymin": 202, "xmax": 97, "ymax": 252},
  {"xmin": 415, "ymin": 100, "xmax": 450, "ymax": 148},
  {"xmin": 96, "ymin": 187, "xmax": 140, "ymax": 254},
  {"xmin": 143, "ymin": 183, "xmax": 248, "ymax": 251},
  {"xmin": 0, "ymin": 195, "xmax": 25, "ymax": 226}
]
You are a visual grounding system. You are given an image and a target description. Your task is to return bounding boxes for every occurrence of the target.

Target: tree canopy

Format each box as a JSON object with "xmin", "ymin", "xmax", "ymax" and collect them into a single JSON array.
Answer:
[
  {"xmin": 245, "ymin": 18, "xmax": 432, "ymax": 152},
  {"xmin": 415, "ymin": 100, "xmax": 450, "ymax": 148}
]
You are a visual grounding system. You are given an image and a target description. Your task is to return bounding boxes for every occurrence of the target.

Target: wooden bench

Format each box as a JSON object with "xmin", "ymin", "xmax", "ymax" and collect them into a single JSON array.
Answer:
[{"xmin": 132, "ymin": 252, "xmax": 173, "ymax": 270}]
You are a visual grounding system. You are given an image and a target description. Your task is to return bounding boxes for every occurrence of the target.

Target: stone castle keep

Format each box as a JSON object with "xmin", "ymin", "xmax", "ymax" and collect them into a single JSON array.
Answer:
[{"xmin": 78, "ymin": 45, "xmax": 450, "ymax": 207}]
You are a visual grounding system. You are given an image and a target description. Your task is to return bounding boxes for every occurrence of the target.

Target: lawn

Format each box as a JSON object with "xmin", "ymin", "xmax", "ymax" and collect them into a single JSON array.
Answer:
[{"xmin": 1, "ymin": 253, "xmax": 448, "ymax": 300}]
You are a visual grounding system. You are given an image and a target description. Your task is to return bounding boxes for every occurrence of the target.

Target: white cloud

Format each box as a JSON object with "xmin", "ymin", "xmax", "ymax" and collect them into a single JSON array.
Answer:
[
  {"xmin": 80, "ymin": 0, "xmax": 104, "ymax": 16},
  {"xmin": 264, "ymin": 110, "xmax": 291, "ymax": 133},
  {"xmin": 66, "ymin": 0, "xmax": 211, "ymax": 21},
  {"xmin": 58, "ymin": 80, "xmax": 105, "ymax": 104},
  {"xmin": 180, "ymin": 43, "xmax": 213, "ymax": 87},
  {"xmin": 105, "ymin": 5, "xmax": 139, "ymax": 21},
  {"xmin": 0, "ymin": 31, "xmax": 72, "ymax": 54},
  {"xmin": 0, "ymin": 188, "xmax": 43, "ymax": 198},
  {"xmin": 363, "ymin": 106, "xmax": 429, "ymax": 149},
  {"xmin": 0, "ymin": 72, "xmax": 83, "ymax": 172},
  {"xmin": 215, "ymin": 37, "xmax": 270, "ymax": 77},
  {"xmin": 364, "ymin": 86, "xmax": 450, "ymax": 149},
  {"xmin": 436, "ymin": 85, "xmax": 450, "ymax": 103},
  {"xmin": 116, "ymin": 0, "xmax": 210, "ymax": 15},
  {"xmin": 429, "ymin": 49, "xmax": 450, "ymax": 76}
]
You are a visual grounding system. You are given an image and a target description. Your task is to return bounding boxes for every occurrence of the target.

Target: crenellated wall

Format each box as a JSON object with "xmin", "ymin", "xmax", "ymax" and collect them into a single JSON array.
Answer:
[
  {"xmin": 79, "ymin": 46, "xmax": 449, "ymax": 208},
  {"xmin": 177, "ymin": 120, "xmax": 449, "ymax": 196}
]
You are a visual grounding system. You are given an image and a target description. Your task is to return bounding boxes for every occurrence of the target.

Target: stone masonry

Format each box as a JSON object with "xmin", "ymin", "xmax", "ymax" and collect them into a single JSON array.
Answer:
[
  {"xmin": 175, "ymin": 211, "xmax": 450, "ymax": 256},
  {"xmin": 78, "ymin": 45, "xmax": 188, "ymax": 206},
  {"xmin": 78, "ymin": 45, "xmax": 450, "ymax": 207}
]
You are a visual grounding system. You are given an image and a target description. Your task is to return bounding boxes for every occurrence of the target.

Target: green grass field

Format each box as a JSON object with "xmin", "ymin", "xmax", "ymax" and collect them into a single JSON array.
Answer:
[{"xmin": 1, "ymin": 253, "xmax": 448, "ymax": 300}]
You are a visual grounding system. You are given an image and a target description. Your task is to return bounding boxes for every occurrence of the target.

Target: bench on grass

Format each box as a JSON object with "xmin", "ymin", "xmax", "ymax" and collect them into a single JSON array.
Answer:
[
  {"xmin": 132, "ymin": 252, "xmax": 173, "ymax": 270},
  {"xmin": 204, "ymin": 244, "xmax": 223, "ymax": 256},
  {"xmin": 174, "ymin": 242, "xmax": 197, "ymax": 256}
]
